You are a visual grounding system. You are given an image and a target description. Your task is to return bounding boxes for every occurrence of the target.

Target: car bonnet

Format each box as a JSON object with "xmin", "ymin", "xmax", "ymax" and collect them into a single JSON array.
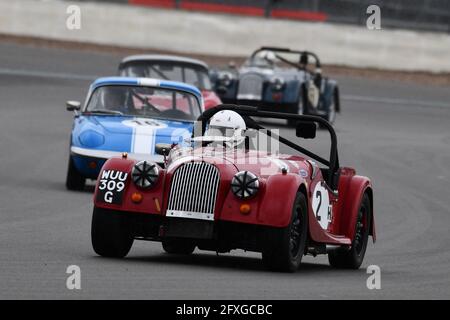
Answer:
[{"xmin": 88, "ymin": 115, "xmax": 193, "ymax": 153}]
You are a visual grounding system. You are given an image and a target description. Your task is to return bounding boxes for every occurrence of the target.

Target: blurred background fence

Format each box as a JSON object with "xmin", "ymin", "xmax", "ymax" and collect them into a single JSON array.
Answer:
[
  {"xmin": 75, "ymin": 0, "xmax": 450, "ymax": 32},
  {"xmin": 2, "ymin": 0, "xmax": 449, "ymax": 71}
]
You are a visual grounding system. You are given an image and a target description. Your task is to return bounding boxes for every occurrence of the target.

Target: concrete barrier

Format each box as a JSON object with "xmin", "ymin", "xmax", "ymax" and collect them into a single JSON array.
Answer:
[{"xmin": 1, "ymin": 0, "xmax": 449, "ymax": 72}]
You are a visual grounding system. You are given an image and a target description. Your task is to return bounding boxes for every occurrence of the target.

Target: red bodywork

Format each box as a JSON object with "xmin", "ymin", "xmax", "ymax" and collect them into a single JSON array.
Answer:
[
  {"xmin": 94, "ymin": 147, "xmax": 375, "ymax": 246},
  {"xmin": 202, "ymin": 90, "xmax": 222, "ymax": 110}
]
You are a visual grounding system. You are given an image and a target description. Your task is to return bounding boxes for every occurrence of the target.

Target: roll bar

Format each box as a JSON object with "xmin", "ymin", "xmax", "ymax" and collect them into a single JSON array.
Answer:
[
  {"xmin": 250, "ymin": 46, "xmax": 321, "ymax": 69},
  {"xmin": 195, "ymin": 104, "xmax": 340, "ymax": 190}
]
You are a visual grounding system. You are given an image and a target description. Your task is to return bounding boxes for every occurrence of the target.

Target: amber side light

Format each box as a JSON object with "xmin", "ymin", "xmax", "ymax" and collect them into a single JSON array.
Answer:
[
  {"xmin": 240, "ymin": 203, "xmax": 251, "ymax": 215},
  {"xmin": 131, "ymin": 192, "xmax": 143, "ymax": 203}
]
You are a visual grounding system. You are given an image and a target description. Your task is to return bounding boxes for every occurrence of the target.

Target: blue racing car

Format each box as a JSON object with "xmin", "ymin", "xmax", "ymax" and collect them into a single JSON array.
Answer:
[{"xmin": 65, "ymin": 77, "xmax": 203, "ymax": 190}]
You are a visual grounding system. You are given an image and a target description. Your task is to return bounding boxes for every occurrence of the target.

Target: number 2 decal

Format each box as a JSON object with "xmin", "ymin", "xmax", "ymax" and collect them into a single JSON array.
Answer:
[
  {"xmin": 315, "ymin": 190, "xmax": 322, "ymax": 221},
  {"xmin": 312, "ymin": 182, "xmax": 332, "ymax": 229}
]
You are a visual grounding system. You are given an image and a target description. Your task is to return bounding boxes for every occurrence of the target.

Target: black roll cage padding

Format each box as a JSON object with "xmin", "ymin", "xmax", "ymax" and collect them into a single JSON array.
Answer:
[
  {"xmin": 250, "ymin": 46, "xmax": 321, "ymax": 69},
  {"xmin": 195, "ymin": 104, "xmax": 340, "ymax": 190}
]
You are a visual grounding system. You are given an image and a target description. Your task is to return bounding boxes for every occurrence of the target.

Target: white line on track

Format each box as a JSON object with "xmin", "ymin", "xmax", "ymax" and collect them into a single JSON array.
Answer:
[
  {"xmin": 0, "ymin": 67, "xmax": 95, "ymax": 81},
  {"xmin": 342, "ymin": 94, "xmax": 449, "ymax": 108}
]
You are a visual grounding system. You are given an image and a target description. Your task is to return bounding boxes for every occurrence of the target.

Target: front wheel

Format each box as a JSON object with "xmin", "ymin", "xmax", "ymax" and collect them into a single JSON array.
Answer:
[
  {"xmin": 328, "ymin": 193, "xmax": 371, "ymax": 269},
  {"xmin": 262, "ymin": 192, "xmax": 308, "ymax": 272},
  {"xmin": 91, "ymin": 207, "xmax": 134, "ymax": 258},
  {"xmin": 66, "ymin": 157, "xmax": 85, "ymax": 191},
  {"xmin": 325, "ymin": 90, "xmax": 338, "ymax": 125}
]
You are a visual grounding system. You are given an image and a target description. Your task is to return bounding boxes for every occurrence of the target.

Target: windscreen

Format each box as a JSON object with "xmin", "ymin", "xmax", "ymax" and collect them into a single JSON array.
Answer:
[
  {"xmin": 121, "ymin": 62, "xmax": 212, "ymax": 90},
  {"xmin": 86, "ymin": 85, "xmax": 201, "ymax": 121}
]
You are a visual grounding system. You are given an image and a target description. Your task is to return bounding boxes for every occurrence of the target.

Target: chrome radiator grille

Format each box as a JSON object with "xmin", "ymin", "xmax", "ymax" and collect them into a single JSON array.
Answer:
[
  {"xmin": 237, "ymin": 74, "xmax": 263, "ymax": 100},
  {"xmin": 166, "ymin": 162, "xmax": 220, "ymax": 221}
]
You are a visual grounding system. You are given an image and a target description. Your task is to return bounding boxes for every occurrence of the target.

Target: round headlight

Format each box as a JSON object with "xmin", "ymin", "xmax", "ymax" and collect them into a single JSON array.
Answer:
[
  {"xmin": 271, "ymin": 77, "xmax": 285, "ymax": 91},
  {"xmin": 131, "ymin": 161, "xmax": 159, "ymax": 189},
  {"xmin": 218, "ymin": 72, "xmax": 233, "ymax": 87},
  {"xmin": 231, "ymin": 171, "xmax": 259, "ymax": 199},
  {"xmin": 78, "ymin": 130, "xmax": 104, "ymax": 148}
]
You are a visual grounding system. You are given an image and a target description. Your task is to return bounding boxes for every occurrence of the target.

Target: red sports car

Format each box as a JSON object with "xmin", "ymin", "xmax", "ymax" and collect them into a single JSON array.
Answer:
[
  {"xmin": 91, "ymin": 105, "xmax": 375, "ymax": 272},
  {"xmin": 118, "ymin": 55, "xmax": 222, "ymax": 110}
]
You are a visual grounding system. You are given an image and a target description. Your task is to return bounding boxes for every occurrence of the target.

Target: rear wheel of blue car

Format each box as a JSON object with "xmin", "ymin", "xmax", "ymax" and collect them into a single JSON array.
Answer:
[
  {"xmin": 65, "ymin": 157, "xmax": 85, "ymax": 191},
  {"xmin": 328, "ymin": 193, "xmax": 371, "ymax": 269},
  {"xmin": 91, "ymin": 207, "xmax": 134, "ymax": 258},
  {"xmin": 262, "ymin": 192, "xmax": 308, "ymax": 272}
]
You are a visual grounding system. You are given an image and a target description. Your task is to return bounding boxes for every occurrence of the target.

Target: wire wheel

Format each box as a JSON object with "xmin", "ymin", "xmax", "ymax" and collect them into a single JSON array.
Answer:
[
  {"xmin": 262, "ymin": 192, "xmax": 308, "ymax": 272},
  {"xmin": 354, "ymin": 206, "xmax": 368, "ymax": 256},
  {"xmin": 289, "ymin": 211, "xmax": 302, "ymax": 258},
  {"xmin": 328, "ymin": 193, "xmax": 371, "ymax": 269}
]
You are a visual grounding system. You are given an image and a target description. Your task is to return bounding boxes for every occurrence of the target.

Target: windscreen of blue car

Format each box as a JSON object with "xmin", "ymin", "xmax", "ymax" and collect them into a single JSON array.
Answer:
[{"xmin": 85, "ymin": 85, "xmax": 201, "ymax": 121}]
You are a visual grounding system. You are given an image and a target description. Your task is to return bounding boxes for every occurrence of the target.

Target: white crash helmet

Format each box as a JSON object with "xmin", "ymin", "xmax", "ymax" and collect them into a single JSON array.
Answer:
[
  {"xmin": 258, "ymin": 50, "xmax": 276, "ymax": 64},
  {"xmin": 204, "ymin": 110, "xmax": 247, "ymax": 147}
]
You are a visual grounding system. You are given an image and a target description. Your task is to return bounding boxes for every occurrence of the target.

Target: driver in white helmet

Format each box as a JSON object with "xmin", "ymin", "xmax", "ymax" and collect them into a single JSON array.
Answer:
[{"xmin": 193, "ymin": 110, "xmax": 247, "ymax": 149}]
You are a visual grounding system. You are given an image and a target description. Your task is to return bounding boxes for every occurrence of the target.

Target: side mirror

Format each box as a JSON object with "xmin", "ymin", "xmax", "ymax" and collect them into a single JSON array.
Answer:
[
  {"xmin": 155, "ymin": 143, "xmax": 172, "ymax": 156},
  {"xmin": 66, "ymin": 100, "xmax": 81, "ymax": 111},
  {"xmin": 296, "ymin": 121, "xmax": 316, "ymax": 139}
]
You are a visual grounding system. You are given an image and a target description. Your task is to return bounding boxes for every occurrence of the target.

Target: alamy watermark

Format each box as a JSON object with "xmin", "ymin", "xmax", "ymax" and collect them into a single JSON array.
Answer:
[
  {"xmin": 66, "ymin": 265, "xmax": 81, "ymax": 290},
  {"xmin": 66, "ymin": 5, "xmax": 81, "ymax": 30},
  {"xmin": 366, "ymin": 5, "xmax": 381, "ymax": 30},
  {"xmin": 366, "ymin": 265, "xmax": 381, "ymax": 290},
  {"xmin": 64, "ymin": 263, "xmax": 380, "ymax": 290}
]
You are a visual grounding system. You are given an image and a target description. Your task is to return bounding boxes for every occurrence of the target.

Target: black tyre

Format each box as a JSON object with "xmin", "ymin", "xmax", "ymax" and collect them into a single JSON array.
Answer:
[
  {"xmin": 91, "ymin": 207, "xmax": 134, "ymax": 258},
  {"xmin": 328, "ymin": 193, "xmax": 371, "ymax": 269},
  {"xmin": 162, "ymin": 239, "xmax": 196, "ymax": 255},
  {"xmin": 65, "ymin": 157, "xmax": 85, "ymax": 191},
  {"xmin": 262, "ymin": 192, "xmax": 308, "ymax": 272},
  {"xmin": 325, "ymin": 90, "xmax": 337, "ymax": 125}
]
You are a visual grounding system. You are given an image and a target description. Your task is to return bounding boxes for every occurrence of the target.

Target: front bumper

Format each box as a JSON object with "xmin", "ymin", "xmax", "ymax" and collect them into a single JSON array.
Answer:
[{"xmin": 125, "ymin": 211, "xmax": 283, "ymax": 254}]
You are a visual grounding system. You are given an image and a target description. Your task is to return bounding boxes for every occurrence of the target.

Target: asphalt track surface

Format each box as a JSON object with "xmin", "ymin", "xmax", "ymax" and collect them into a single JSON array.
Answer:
[{"xmin": 0, "ymin": 42, "xmax": 450, "ymax": 299}]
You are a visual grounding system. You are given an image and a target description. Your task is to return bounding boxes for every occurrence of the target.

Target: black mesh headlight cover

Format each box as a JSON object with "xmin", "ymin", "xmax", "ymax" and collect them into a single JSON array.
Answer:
[
  {"xmin": 231, "ymin": 171, "xmax": 259, "ymax": 199},
  {"xmin": 131, "ymin": 161, "xmax": 159, "ymax": 189}
]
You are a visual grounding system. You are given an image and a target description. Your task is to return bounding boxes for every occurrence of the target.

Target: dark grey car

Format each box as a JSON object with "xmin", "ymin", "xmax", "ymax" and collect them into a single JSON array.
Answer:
[{"xmin": 210, "ymin": 47, "xmax": 340, "ymax": 126}]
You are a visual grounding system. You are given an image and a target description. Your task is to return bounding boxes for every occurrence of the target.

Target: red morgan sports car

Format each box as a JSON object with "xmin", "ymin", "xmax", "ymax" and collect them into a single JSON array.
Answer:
[{"xmin": 91, "ymin": 105, "xmax": 375, "ymax": 272}]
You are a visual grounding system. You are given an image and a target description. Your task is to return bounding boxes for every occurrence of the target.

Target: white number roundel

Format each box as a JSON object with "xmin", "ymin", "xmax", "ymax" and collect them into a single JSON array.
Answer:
[
  {"xmin": 122, "ymin": 118, "xmax": 167, "ymax": 129},
  {"xmin": 312, "ymin": 182, "xmax": 331, "ymax": 230}
]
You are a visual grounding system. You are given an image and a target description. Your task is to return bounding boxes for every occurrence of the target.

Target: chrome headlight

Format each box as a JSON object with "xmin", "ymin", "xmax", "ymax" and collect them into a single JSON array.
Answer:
[
  {"xmin": 231, "ymin": 171, "xmax": 259, "ymax": 199},
  {"xmin": 131, "ymin": 161, "xmax": 159, "ymax": 188},
  {"xmin": 218, "ymin": 71, "xmax": 233, "ymax": 87},
  {"xmin": 270, "ymin": 76, "xmax": 285, "ymax": 91},
  {"xmin": 78, "ymin": 130, "xmax": 104, "ymax": 148}
]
